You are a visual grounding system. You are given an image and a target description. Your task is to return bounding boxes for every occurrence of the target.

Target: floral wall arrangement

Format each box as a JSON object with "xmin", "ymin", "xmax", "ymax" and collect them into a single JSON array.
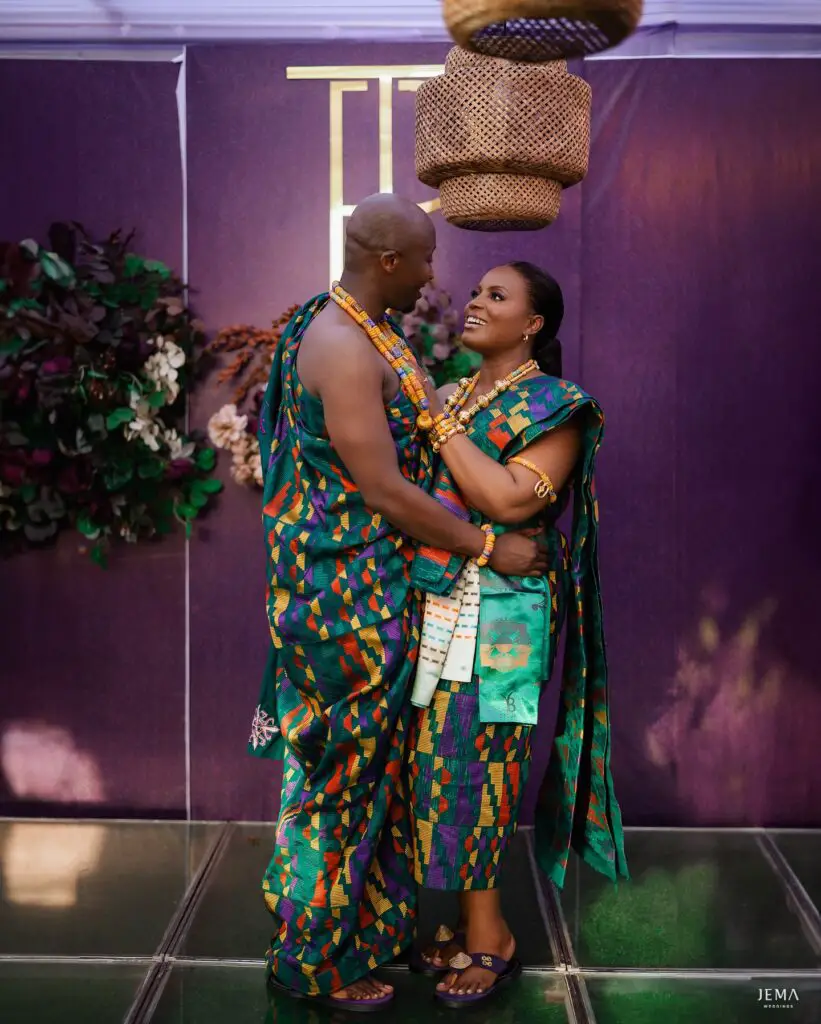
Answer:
[
  {"xmin": 206, "ymin": 306, "xmax": 299, "ymax": 489},
  {"xmin": 0, "ymin": 224, "xmax": 221, "ymax": 565}
]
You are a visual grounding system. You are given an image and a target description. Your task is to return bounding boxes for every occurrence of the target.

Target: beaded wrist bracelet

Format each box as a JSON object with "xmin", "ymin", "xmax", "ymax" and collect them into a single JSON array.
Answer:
[
  {"xmin": 431, "ymin": 413, "xmax": 466, "ymax": 453},
  {"xmin": 476, "ymin": 524, "xmax": 496, "ymax": 567}
]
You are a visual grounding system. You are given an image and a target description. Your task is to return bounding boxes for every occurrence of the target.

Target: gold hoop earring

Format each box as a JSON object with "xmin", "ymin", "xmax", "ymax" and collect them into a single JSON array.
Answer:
[{"xmin": 522, "ymin": 333, "xmax": 530, "ymax": 344}]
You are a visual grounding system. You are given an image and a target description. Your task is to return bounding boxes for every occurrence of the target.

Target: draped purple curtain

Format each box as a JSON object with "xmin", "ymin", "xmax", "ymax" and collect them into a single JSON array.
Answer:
[{"xmin": 2, "ymin": 46, "xmax": 820, "ymax": 824}]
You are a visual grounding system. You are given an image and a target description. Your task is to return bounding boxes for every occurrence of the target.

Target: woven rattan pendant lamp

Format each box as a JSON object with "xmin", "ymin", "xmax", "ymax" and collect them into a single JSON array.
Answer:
[
  {"xmin": 443, "ymin": 0, "xmax": 643, "ymax": 61},
  {"xmin": 416, "ymin": 48, "xmax": 591, "ymax": 231}
]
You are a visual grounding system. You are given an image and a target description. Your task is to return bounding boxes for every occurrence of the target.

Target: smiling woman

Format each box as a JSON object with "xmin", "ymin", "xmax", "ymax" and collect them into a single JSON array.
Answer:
[
  {"xmin": 405, "ymin": 259, "xmax": 628, "ymax": 1006},
  {"xmin": 462, "ymin": 261, "xmax": 564, "ymax": 379}
]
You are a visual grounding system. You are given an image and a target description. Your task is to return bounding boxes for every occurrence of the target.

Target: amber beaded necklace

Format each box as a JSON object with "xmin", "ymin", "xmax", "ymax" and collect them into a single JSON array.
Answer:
[
  {"xmin": 444, "ymin": 359, "xmax": 539, "ymax": 425},
  {"xmin": 329, "ymin": 282, "xmax": 433, "ymax": 430}
]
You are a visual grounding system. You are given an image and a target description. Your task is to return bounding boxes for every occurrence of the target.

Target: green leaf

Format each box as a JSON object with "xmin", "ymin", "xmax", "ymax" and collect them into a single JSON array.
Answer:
[
  {"xmin": 40, "ymin": 250, "xmax": 75, "ymax": 286},
  {"xmin": 194, "ymin": 477, "xmax": 222, "ymax": 494},
  {"xmin": 106, "ymin": 407, "xmax": 136, "ymax": 430},
  {"xmin": 77, "ymin": 514, "xmax": 101, "ymax": 540},
  {"xmin": 90, "ymin": 543, "xmax": 108, "ymax": 568},
  {"xmin": 195, "ymin": 447, "xmax": 216, "ymax": 471},
  {"xmin": 176, "ymin": 502, "xmax": 197, "ymax": 519},
  {"xmin": 103, "ymin": 464, "xmax": 134, "ymax": 491},
  {"xmin": 20, "ymin": 484, "xmax": 37, "ymax": 503},
  {"xmin": 8, "ymin": 297, "xmax": 41, "ymax": 313},
  {"xmin": 0, "ymin": 336, "xmax": 27, "ymax": 355},
  {"xmin": 139, "ymin": 285, "xmax": 160, "ymax": 310},
  {"xmin": 137, "ymin": 460, "xmax": 164, "ymax": 480},
  {"xmin": 144, "ymin": 259, "xmax": 171, "ymax": 279},
  {"xmin": 123, "ymin": 254, "xmax": 144, "ymax": 279},
  {"xmin": 189, "ymin": 490, "xmax": 208, "ymax": 509},
  {"xmin": 147, "ymin": 389, "xmax": 166, "ymax": 409}
]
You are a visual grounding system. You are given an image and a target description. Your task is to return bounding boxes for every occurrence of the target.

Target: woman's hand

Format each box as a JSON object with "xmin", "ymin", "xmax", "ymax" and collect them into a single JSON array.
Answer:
[{"xmin": 488, "ymin": 527, "xmax": 548, "ymax": 577}]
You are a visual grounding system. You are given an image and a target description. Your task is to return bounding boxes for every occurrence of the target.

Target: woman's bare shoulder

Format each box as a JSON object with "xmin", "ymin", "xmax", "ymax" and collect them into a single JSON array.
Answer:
[{"xmin": 437, "ymin": 382, "xmax": 459, "ymax": 399}]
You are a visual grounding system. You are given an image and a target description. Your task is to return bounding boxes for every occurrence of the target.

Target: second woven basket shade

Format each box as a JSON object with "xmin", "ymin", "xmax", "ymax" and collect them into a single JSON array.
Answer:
[
  {"xmin": 444, "ymin": 0, "xmax": 644, "ymax": 61},
  {"xmin": 416, "ymin": 48, "xmax": 591, "ymax": 232}
]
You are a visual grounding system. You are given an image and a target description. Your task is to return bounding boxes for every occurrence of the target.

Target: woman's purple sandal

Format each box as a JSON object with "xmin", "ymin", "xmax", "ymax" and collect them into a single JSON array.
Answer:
[
  {"xmin": 435, "ymin": 951, "xmax": 522, "ymax": 1007},
  {"xmin": 268, "ymin": 971, "xmax": 395, "ymax": 1013},
  {"xmin": 408, "ymin": 924, "xmax": 466, "ymax": 976}
]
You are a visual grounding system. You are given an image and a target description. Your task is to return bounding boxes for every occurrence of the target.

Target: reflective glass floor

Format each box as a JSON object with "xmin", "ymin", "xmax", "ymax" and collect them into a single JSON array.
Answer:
[{"xmin": 1, "ymin": 821, "xmax": 820, "ymax": 1023}]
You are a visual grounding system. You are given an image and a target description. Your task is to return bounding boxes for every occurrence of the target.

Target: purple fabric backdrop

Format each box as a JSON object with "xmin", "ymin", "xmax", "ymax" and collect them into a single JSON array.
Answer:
[
  {"xmin": 0, "ymin": 60, "xmax": 186, "ymax": 815},
  {"xmin": 2, "ymin": 48, "xmax": 820, "ymax": 826},
  {"xmin": 581, "ymin": 60, "xmax": 821, "ymax": 825}
]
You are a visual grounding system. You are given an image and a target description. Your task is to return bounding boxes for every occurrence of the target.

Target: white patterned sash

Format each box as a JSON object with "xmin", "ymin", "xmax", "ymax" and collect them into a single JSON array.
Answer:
[{"xmin": 411, "ymin": 559, "xmax": 481, "ymax": 708}]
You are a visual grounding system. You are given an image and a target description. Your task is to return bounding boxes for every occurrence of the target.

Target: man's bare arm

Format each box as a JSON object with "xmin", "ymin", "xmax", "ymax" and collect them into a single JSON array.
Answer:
[{"xmin": 306, "ymin": 326, "xmax": 548, "ymax": 575}]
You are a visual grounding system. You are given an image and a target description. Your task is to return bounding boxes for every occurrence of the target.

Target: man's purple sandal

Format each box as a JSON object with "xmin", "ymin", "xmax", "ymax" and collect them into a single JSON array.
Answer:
[
  {"xmin": 268, "ymin": 971, "xmax": 394, "ymax": 1013},
  {"xmin": 435, "ymin": 951, "xmax": 522, "ymax": 1007},
  {"xmin": 408, "ymin": 924, "xmax": 466, "ymax": 976}
]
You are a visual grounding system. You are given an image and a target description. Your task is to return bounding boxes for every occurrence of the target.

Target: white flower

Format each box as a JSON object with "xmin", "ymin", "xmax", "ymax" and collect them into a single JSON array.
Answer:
[
  {"xmin": 124, "ymin": 392, "xmax": 161, "ymax": 450},
  {"xmin": 208, "ymin": 403, "xmax": 248, "ymax": 450},
  {"xmin": 229, "ymin": 435, "xmax": 262, "ymax": 487},
  {"xmin": 144, "ymin": 337, "xmax": 186, "ymax": 404},
  {"xmin": 230, "ymin": 437, "xmax": 255, "ymax": 485},
  {"xmin": 250, "ymin": 446, "xmax": 263, "ymax": 487},
  {"xmin": 163, "ymin": 428, "xmax": 195, "ymax": 461}
]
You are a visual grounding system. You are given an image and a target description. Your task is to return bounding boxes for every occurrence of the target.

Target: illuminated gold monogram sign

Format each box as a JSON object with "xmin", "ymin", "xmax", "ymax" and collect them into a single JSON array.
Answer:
[{"xmin": 287, "ymin": 65, "xmax": 445, "ymax": 281}]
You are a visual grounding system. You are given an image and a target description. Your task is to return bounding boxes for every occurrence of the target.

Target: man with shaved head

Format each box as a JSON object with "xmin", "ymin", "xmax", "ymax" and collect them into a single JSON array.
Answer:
[{"xmin": 249, "ymin": 194, "xmax": 545, "ymax": 1008}]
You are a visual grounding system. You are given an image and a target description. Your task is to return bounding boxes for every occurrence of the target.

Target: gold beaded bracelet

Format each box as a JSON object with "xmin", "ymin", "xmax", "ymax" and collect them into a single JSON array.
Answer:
[
  {"xmin": 476, "ymin": 524, "xmax": 496, "ymax": 567},
  {"xmin": 508, "ymin": 456, "xmax": 557, "ymax": 503},
  {"xmin": 431, "ymin": 413, "xmax": 466, "ymax": 453}
]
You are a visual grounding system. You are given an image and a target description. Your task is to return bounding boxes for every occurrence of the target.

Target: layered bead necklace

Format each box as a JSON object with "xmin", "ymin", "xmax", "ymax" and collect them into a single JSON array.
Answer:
[
  {"xmin": 329, "ymin": 282, "xmax": 433, "ymax": 430},
  {"xmin": 428, "ymin": 358, "xmax": 538, "ymax": 453},
  {"xmin": 444, "ymin": 359, "xmax": 539, "ymax": 426}
]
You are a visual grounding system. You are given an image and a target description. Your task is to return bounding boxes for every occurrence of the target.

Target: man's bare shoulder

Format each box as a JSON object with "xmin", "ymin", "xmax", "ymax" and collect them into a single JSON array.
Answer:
[
  {"xmin": 298, "ymin": 305, "xmax": 381, "ymax": 394},
  {"xmin": 302, "ymin": 304, "xmax": 368, "ymax": 353}
]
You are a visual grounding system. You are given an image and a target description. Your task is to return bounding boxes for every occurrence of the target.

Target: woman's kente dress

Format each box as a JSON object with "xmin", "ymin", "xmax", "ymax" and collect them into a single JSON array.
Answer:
[{"xmin": 407, "ymin": 376, "xmax": 628, "ymax": 892}]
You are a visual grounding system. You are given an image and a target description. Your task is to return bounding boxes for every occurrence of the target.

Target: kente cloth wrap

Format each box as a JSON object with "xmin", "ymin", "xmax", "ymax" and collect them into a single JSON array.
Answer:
[
  {"xmin": 407, "ymin": 676, "xmax": 536, "ymax": 891},
  {"xmin": 248, "ymin": 295, "xmax": 432, "ymax": 995},
  {"xmin": 409, "ymin": 376, "xmax": 628, "ymax": 890}
]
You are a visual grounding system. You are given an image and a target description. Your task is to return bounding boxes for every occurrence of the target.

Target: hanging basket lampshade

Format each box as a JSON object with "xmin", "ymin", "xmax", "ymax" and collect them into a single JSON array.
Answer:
[
  {"xmin": 443, "ymin": 0, "xmax": 644, "ymax": 61},
  {"xmin": 416, "ymin": 48, "xmax": 591, "ymax": 231}
]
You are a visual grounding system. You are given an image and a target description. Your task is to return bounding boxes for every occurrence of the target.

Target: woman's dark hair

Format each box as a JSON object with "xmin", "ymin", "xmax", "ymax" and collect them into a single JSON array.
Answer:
[{"xmin": 506, "ymin": 261, "xmax": 564, "ymax": 378}]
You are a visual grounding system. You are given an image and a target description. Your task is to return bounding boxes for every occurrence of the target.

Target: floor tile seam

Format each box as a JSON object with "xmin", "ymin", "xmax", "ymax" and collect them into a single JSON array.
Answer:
[
  {"xmin": 757, "ymin": 834, "xmax": 821, "ymax": 956},
  {"xmin": 0, "ymin": 955, "xmax": 159, "ymax": 965},
  {"xmin": 0, "ymin": 817, "xmax": 231, "ymax": 826},
  {"xmin": 155, "ymin": 821, "xmax": 234, "ymax": 958},
  {"xmin": 567, "ymin": 973, "xmax": 595, "ymax": 1024},
  {"xmin": 158, "ymin": 956, "xmax": 566, "ymax": 973},
  {"xmin": 523, "ymin": 829, "xmax": 572, "ymax": 967},
  {"xmin": 567, "ymin": 967, "xmax": 821, "ymax": 978},
  {"xmin": 125, "ymin": 961, "xmax": 172, "ymax": 1024}
]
